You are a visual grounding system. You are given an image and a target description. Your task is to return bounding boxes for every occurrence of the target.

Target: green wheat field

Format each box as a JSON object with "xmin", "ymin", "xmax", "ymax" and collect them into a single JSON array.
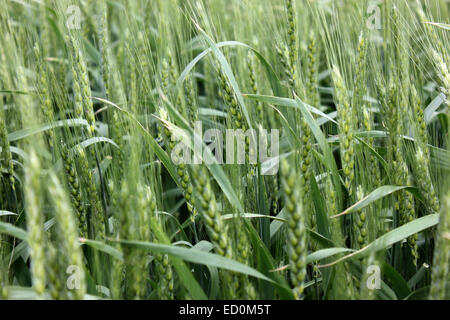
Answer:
[{"xmin": 0, "ymin": 0, "xmax": 449, "ymax": 300}]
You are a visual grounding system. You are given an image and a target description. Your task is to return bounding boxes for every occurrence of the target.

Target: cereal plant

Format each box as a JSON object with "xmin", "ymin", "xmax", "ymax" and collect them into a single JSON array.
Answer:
[{"xmin": 0, "ymin": 0, "xmax": 448, "ymax": 300}]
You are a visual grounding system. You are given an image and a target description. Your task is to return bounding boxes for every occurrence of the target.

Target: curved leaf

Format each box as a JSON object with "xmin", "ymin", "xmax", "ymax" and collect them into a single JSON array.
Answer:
[
  {"xmin": 221, "ymin": 213, "xmax": 287, "ymax": 222},
  {"xmin": 80, "ymin": 238, "xmax": 123, "ymax": 261},
  {"xmin": 116, "ymin": 239, "xmax": 274, "ymax": 284},
  {"xmin": 320, "ymin": 214, "xmax": 439, "ymax": 267},
  {"xmin": 0, "ymin": 211, "xmax": 17, "ymax": 217},
  {"xmin": 76, "ymin": 137, "xmax": 119, "ymax": 150},
  {"xmin": 244, "ymin": 93, "xmax": 338, "ymax": 125},
  {"xmin": 0, "ymin": 221, "xmax": 27, "ymax": 241},
  {"xmin": 160, "ymin": 96, "xmax": 244, "ymax": 212},
  {"xmin": 91, "ymin": 97, "xmax": 179, "ymax": 188},
  {"xmin": 333, "ymin": 186, "xmax": 420, "ymax": 218},
  {"xmin": 306, "ymin": 247, "xmax": 354, "ymax": 264},
  {"xmin": 295, "ymin": 95, "xmax": 343, "ymax": 210},
  {"xmin": 7, "ymin": 119, "xmax": 88, "ymax": 142},
  {"xmin": 178, "ymin": 41, "xmax": 283, "ymax": 98}
]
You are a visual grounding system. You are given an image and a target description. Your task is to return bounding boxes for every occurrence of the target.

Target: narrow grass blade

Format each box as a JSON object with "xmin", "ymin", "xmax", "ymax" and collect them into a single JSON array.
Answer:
[
  {"xmin": 91, "ymin": 97, "xmax": 179, "ymax": 188},
  {"xmin": 7, "ymin": 119, "xmax": 88, "ymax": 142},
  {"xmin": 244, "ymin": 93, "xmax": 338, "ymax": 125},
  {"xmin": 295, "ymin": 95, "xmax": 343, "ymax": 210},
  {"xmin": 80, "ymin": 238, "xmax": 123, "ymax": 261},
  {"xmin": 306, "ymin": 248, "xmax": 354, "ymax": 264},
  {"xmin": 0, "ymin": 221, "xmax": 28, "ymax": 241},
  {"xmin": 319, "ymin": 214, "xmax": 439, "ymax": 267},
  {"xmin": 115, "ymin": 239, "xmax": 274, "ymax": 284},
  {"xmin": 0, "ymin": 211, "xmax": 17, "ymax": 217},
  {"xmin": 333, "ymin": 186, "xmax": 421, "ymax": 218}
]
